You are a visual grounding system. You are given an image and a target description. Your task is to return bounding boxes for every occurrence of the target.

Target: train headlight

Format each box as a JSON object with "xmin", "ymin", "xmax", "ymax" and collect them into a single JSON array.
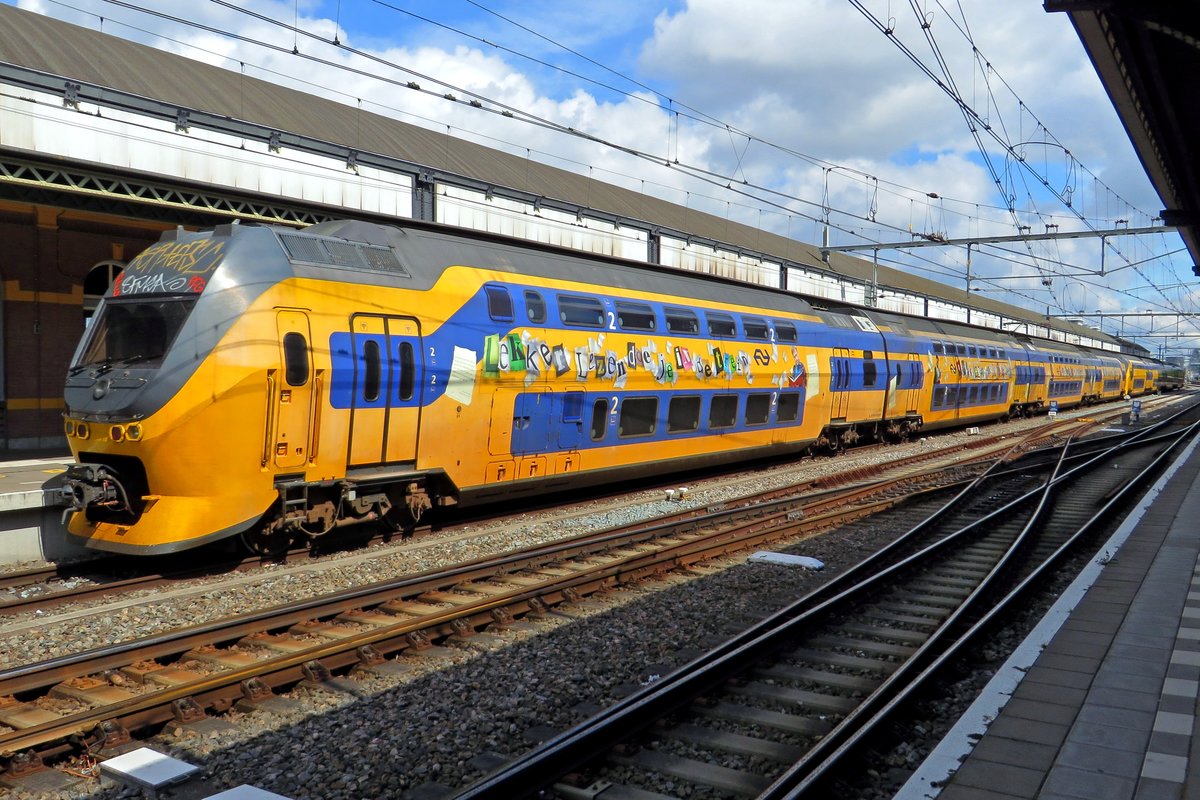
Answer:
[
  {"xmin": 76, "ymin": 422, "xmax": 90, "ymax": 440},
  {"xmin": 110, "ymin": 425, "xmax": 125, "ymax": 442},
  {"xmin": 64, "ymin": 420, "xmax": 75, "ymax": 437},
  {"xmin": 126, "ymin": 424, "xmax": 143, "ymax": 442}
]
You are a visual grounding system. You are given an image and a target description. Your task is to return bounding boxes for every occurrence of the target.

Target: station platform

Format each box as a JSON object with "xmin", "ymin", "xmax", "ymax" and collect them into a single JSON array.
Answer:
[
  {"xmin": 897, "ymin": 430, "xmax": 1200, "ymax": 800},
  {"xmin": 0, "ymin": 450, "xmax": 85, "ymax": 565}
]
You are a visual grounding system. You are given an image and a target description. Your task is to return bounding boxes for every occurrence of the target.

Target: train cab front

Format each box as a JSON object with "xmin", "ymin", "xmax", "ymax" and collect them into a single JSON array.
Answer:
[
  {"xmin": 60, "ymin": 227, "xmax": 237, "ymax": 555},
  {"xmin": 61, "ymin": 291, "xmax": 199, "ymax": 552}
]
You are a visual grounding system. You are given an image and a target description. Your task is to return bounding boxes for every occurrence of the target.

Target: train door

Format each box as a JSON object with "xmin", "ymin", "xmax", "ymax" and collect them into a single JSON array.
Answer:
[
  {"xmin": 895, "ymin": 358, "xmax": 919, "ymax": 414},
  {"xmin": 512, "ymin": 389, "xmax": 552, "ymax": 455},
  {"xmin": 558, "ymin": 387, "xmax": 585, "ymax": 450},
  {"xmin": 270, "ymin": 310, "xmax": 314, "ymax": 470},
  {"xmin": 348, "ymin": 315, "xmax": 389, "ymax": 467},
  {"xmin": 831, "ymin": 347, "xmax": 851, "ymax": 420},
  {"xmin": 384, "ymin": 316, "xmax": 422, "ymax": 464},
  {"xmin": 554, "ymin": 388, "xmax": 584, "ymax": 475}
]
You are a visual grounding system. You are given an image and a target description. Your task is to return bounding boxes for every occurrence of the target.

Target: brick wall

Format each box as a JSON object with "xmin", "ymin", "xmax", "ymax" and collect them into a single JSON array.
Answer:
[{"xmin": 1, "ymin": 207, "xmax": 164, "ymax": 450}]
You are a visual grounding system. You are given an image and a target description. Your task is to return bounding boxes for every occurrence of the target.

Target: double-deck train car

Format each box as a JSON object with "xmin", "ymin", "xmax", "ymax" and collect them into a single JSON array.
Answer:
[
  {"xmin": 1157, "ymin": 363, "xmax": 1187, "ymax": 392},
  {"xmin": 59, "ymin": 218, "xmax": 1165, "ymax": 555}
]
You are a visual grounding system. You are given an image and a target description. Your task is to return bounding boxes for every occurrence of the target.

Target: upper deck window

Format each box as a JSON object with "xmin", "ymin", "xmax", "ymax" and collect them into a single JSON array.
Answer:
[
  {"xmin": 665, "ymin": 306, "xmax": 700, "ymax": 334},
  {"xmin": 707, "ymin": 312, "xmax": 736, "ymax": 337},
  {"xmin": 558, "ymin": 294, "xmax": 604, "ymax": 327},
  {"xmin": 524, "ymin": 290, "xmax": 546, "ymax": 324},
  {"xmin": 774, "ymin": 321, "xmax": 798, "ymax": 343},
  {"xmin": 485, "ymin": 286, "xmax": 513, "ymax": 322},
  {"xmin": 742, "ymin": 317, "xmax": 770, "ymax": 341},
  {"xmin": 615, "ymin": 301, "xmax": 656, "ymax": 332}
]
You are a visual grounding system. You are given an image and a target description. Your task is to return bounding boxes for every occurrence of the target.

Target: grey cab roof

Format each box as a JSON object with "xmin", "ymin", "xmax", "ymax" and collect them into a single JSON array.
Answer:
[{"xmin": 0, "ymin": 4, "xmax": 1122, "ymax": 350}]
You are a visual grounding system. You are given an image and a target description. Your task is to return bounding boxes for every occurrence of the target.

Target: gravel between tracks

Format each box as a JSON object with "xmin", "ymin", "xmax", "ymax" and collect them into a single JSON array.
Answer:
[{"xmin": 0, "ymin": 403, "xmax": 1169, "ymax": 800}]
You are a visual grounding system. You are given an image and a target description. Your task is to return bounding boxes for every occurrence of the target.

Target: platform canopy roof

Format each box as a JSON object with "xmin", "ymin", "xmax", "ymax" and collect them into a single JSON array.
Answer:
[{"xmin": 1046, "ymin": 1, "xmax": 1200, "ymax": 270}]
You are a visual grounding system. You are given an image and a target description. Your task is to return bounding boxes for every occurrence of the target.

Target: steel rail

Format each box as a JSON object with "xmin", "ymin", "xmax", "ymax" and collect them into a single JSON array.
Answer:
[
  {"xmin": 770, "ymin": 416, "xmax": 1200, "ymax": 798},
  {"xmin": 0, "ymin": 478, "xmax": 963, "ymax": 754},
  {"xmin": 451, "ymin": 401, "xmax": 1200, "ymax": 799}
]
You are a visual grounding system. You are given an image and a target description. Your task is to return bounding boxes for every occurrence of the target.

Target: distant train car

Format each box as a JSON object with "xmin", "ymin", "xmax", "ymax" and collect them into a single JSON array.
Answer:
[
  {"xmin": 1089, "ymin": 353, "xmax": 1127, "ymax": 403},
  {"xmin": 58, "ymin": 218, "xmax": 1154, "ymax": 556},
  {"xmin": 1157, "ymin": 361, "xmax": 1186, "ymax": 392}
]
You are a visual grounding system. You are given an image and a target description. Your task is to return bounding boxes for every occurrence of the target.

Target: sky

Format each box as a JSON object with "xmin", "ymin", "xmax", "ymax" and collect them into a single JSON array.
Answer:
[{"xmin": 8, "ymin": 0, "xmax": 1199, "ymax": 356}]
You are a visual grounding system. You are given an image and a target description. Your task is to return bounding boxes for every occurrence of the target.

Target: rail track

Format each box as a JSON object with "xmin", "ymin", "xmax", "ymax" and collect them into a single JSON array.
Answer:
[
  {"xmin": 0, "ymin": 399, "xmax": 1142, "ymax": 618},
  {"xmin": 452, "ymin": 400, "xmax": 1200, "ymax": 800},
  {"xmin": 0, "ymin": 397, "xmax": 1185, "ymax": 792},
  {"xmin": 0, "ymin": 407, "xmax": 1116, "ymax": 783}
]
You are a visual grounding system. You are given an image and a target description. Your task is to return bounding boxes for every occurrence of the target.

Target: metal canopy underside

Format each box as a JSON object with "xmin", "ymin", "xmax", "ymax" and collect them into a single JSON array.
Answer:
[{"xmin": 1046, "ymin": 1, "xmax": 1200, "ymax": 266}]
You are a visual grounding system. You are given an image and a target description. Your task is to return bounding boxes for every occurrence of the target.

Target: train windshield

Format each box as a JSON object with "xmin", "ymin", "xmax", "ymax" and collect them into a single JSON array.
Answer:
[{"xmin": 71, "ymin": 297, "xmax": 197, "ymax": 371}]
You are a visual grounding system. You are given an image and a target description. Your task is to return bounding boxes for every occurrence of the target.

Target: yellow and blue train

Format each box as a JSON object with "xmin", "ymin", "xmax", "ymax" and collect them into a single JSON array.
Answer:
[{"xmin": 60, "ymin": 218, "xmax": 1168, "ymax": 555}]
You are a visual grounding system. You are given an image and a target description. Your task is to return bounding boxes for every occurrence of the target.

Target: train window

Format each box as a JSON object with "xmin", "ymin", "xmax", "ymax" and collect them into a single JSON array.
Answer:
[
  {"xmin": 485, "ymin": 286, "xmax": 514, "ymax": 322},
  {"xmin": 75, "ymin": 297, "xmax": 197, "ymax": 370},
  {"xmin": 398, "ymin": 341, "xmax": 415, "ymax": 401},
  {"xmin": 968, "ymin": 386, "xmax": 979, "ymax": 403},
  {"xmin": 667, "ymin": 395, "xmax": 701, "ymax": 433},
  {"xmin": 665, "ymin": 306, "xmax": 700, "ymax": 334},
  {"xmin": 777, "ymin": 392, "xmax": 800, "ymax": 422},
  {"xmin": 559, "ymin": 294, "xmax": 604, "ymax": 327},
  {"xmin": 707, "ymin": 312, "xmax": 736, "ymax": 337},
  {"xmin": 283, "ymin": 332, "xmax": 309, "ymax": 387},
  {"xmin": 363, "ymin": 339, "xmax": 382, "ymax": 402},
  {"xmin": 774, "ymin": 321, "xmax": 798, "ymax": 343},
  {"xmin": 863, "ymin": 358, "xmax": 877, "ymax": 387},
  {"xmin": 562, "ymin": 392, "xmax": 583, "ymax": 423},
  {"xmin": 967, "ymin": 346, "xmax": 977, "ymax": 357},
  {"xmin": 934, "ymin": 386, "xmax": 947, "ymax": 408},
  {"xmin": 932, "ymin": 342, "xmax": 943, "ymax": 355},
  {"xmin": 619, "ymin": 397, "xmax": 657, "ymax": 437},
  {"xmin": 745, "ymin": 393, "xmax": 771, "ymax": 425},
  {"xmin": 956, "ymin": 343, "xmax": 967, "ymax": 356},
  {"xmin": 524, "ymin": 290, "xmax": 546, "ymax": 323},
  {"xmin": 709, "ymin": 394, "xmax": 738, "ymax": 429},
  {"xmin": 615, "ymin": 301, "xmax": 656, "ymax": 332},
  {"xmin": 743, "ymin": 317, "xmax": 770, "ymax": 341},
  {"xmin": 590, "ymin": 399, "xmax": 608, "ymax": 441}
]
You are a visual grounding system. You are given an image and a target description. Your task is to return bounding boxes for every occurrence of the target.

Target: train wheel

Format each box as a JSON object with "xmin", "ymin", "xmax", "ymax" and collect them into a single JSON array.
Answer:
[{"xmin": 241, "ymin": 525, "xmax": 292, "ymax": 558}]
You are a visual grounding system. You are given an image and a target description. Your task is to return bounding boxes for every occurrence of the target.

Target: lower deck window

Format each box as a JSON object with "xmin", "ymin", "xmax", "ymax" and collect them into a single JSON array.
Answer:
[
  {"xmin": 619, "ymin": 397, "xmax": 658, "ymax": 437},
  {"xmin": 667, "ymin": 395, "xmax": 701, "ymax": 433},
  {"xmin": 590, "ymin": 399, "xmax": 608, "ymax": 441},
  {"xmin": 745, "ymin": 393, "xmax": 771, "ymax": 425},
  {"xmin": 777, "ymin": 392, "xmax": 800, "ymax": 422},
  {"xmin": 709, "ymin": 395, "xmax": 737, "ymax": 429}
]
